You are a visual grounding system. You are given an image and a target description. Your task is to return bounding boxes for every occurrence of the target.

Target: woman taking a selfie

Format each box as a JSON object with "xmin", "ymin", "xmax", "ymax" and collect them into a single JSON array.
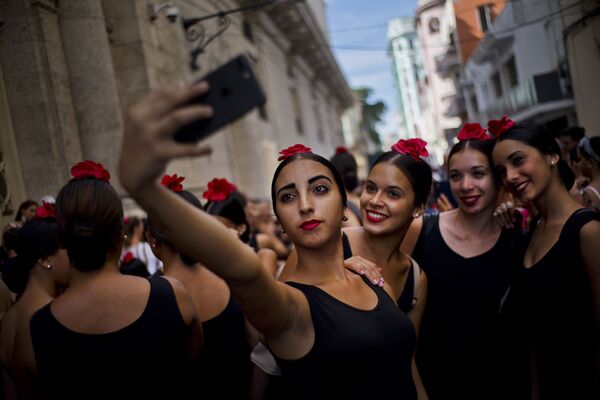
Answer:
[{"xmin": 119, "ymin": 83, "xmax": 423, "ymax": 399}]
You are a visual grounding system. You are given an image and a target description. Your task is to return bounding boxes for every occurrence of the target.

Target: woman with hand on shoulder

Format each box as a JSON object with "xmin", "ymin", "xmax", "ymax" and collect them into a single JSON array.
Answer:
[
  {"xmin": 492, "ymin": 121, "xmax": 600, "ymax": 399},
  {"xmin": 402, "ymin": 120, "xmax": 525, "ymax": 399},
  {"xmin": 0, "ymin": 203, "xmax": 70, "ymax": 400},
  {"xmin": 29, "ymin": 161, "xmax": 202, "ymax": 400},
  {"xmin": 119, "ymin": 83, "xmax": 420, "ymax": 399}
]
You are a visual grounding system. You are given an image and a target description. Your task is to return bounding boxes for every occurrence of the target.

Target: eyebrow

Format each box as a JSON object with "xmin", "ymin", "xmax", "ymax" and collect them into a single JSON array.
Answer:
[
  {"xmin": 366, "ymin": 180, "xmax": 404, "ymax": 192},
  {"xmin": 308, "ymin": 175, "xmax": 333, "ymax": 184},
  {"xmin": 276, "ymin": 183, "xmax": 295, "ymax": 197},
  {"xmin": 507, "ymin": 151, "xmax": 521, "ymax": 160}
]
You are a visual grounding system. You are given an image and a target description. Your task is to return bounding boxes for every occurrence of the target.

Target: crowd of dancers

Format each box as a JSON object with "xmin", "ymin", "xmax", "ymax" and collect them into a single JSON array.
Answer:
[{"xmin": 0, "ymin": 82, "xmax": 598, "ymax": 399}]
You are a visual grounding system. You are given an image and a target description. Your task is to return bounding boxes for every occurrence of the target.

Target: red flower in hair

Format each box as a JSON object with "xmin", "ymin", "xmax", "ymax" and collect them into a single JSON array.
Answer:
[
  {"xmin": 335, "ymin": 146, "xmax": 348, "ymax": 154},
  {"xmin": 487, "ymin": 116, "xmax": 515, "ymax": 139},
  {"xmin": 391, "ymin": 138, "xmax": 429, "ymax": 161},
  {"xmin": 161, "ymin": 174, "xmax": 185, "ymax": 192},
  {"xmin": 123, "ymin": 216, "xmax": 130, "ymax": 225},
  {"xmin": 35, "ymin": 201, "xmax": 56, "ymax": 219},
  {"xmin": 278, "ymin": 144, "xmax": 312, "ymax": 161},
  {"xmin": 203, "ymin": 178, "xmax": 237, "ymax": 202},
  {"xmin": 457, "ymin": 123, "xmax": 490, "ymax": 142},
  {"xmin": 70, "ymin": 160, "xmax": 110, "ymax": 182},
  {"xmin": 122, "ymin": 252, "xmax": 134, "ymax": 265}
]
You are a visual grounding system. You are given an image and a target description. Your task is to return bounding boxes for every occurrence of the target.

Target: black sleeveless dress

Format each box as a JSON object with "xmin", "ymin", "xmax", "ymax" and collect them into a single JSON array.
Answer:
[
  {"xmin": 412, "ymin": 214, "xmax": 524, "ymax": 399},
  {"xmin": 200, "ymin": 294, "xmax": 253, "ymax": 399},
  {"xmin": 273, "ymin": 274, "xmax": 417, "ymax": 399},
  {"xmin": 506, "ymin": 209, "xmax": 599, "ymax": 399},
  {"xmin": 342, "ymin": 232, "xmax": 418, "ymax": 313},
  {"xmin": 30, "ymin": 277, "xmax": 192, "ymax": 400}
]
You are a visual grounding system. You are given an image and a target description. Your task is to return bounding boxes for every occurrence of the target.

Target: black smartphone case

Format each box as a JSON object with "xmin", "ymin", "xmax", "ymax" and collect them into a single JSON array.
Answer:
[{"xmin": 174, "ymin": 55, "xmax": 267, "ymax": 143}]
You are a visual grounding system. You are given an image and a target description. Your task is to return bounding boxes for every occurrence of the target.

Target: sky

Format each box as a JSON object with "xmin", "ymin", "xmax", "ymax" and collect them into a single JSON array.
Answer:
[{"xmin": 325, "ymin": 0, "xmax": 417, "ymax": 142}]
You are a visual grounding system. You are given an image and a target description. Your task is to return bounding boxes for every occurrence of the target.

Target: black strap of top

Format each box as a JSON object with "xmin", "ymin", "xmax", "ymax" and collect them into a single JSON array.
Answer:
[{"xmin": 342, "ymin": 232, "xmax": 353, "ymax": 260}]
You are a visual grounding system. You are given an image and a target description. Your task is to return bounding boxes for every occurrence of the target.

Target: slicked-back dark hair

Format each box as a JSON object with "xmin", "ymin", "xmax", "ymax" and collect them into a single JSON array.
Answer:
[
  {"xmin": 147, "ymin": 190, "xmax": 202, "ymax": 266},
  {"xmin": 271, "ymin": 152, "xmax": 347, "ymax": 219},
  {"xmin": 205, "ymin": 191, "xmax": 250, "ymax": 243},
  {"xmin": 494, "ymin": 122, "xmax": 574, "ymax": 189},
  {"xmin": 56, "ymin": 179, "xmax": 123, "ymax": 272},
  {"xmin": 12, "ymin": 217, "xmax": 60, "ymax": 293},
  {"xmin": 370, "ymin": 151, "xmax": 432, "ymax": 207}
]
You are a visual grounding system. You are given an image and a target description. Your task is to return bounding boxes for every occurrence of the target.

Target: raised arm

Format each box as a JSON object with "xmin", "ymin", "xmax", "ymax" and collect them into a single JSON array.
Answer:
[{"xmin": 118, "ymin": 84, "xmax": 302, "ymax": 339}]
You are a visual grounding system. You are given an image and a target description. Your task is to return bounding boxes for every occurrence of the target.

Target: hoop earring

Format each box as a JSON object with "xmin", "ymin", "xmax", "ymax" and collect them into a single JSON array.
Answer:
[{"xmin": 342, "ymin": 215, "xmax": 349, "ymax": 222}]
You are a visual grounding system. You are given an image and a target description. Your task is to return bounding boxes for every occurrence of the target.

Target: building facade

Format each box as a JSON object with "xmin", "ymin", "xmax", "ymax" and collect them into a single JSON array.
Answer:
[
  {"xmin": 387, "ymin": 17, "xmax": 424, "ymax": 141},
  {"xmin": 415, "ymin": 0, "xmax": 462, "ymax": 166},
  {"xmin": 461, "ymin": 0, "xmax": 576, "ymax": 131},
  {"xmin": 560, "ymin": 0, "xmax": 600, "ymax": 135},
  {"xmin": 0, "ymin": 0, "xmax": 353, "ymax": 225}
]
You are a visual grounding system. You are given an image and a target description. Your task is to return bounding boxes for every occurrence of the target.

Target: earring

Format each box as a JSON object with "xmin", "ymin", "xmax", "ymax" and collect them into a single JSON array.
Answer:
[
  {"xmin": 413, "ymin": 212, "xmax": 421, "ymax": 218},
  {"xmin": 551, "ymin": 160, "xmax": 557, "ymax": 166},
  {"xmin": 281, "ymin": 227, "xmax": 286, "ymax": 234},
  {"xmin": 45, "ymin": 264, "xmax": 52, "ymax": 270},
  {"xmin": 342, "ymin": 215, "xmax": 348, "ymax": 222}
]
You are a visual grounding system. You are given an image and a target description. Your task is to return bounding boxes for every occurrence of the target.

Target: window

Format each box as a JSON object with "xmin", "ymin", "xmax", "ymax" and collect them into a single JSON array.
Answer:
[
  {"xmin": 290, "ymin": 87, "xmax": 304, "ymax": 135},
  {"xmin": 243, "ymin": 20, "xmax": 254, "ymax": 42},
  {"xmin": 491, "ymin": 72, "xmax": 503, "ymax": 97},
  {"xmin": 470, "ymin": 94, "xmax": 479, "ymax": 114},
  {"xmin": 429, "ymin": 18, "xmax": 440, "ymax": 33},
  {"xmin": 477, "ymin": 5, "xmax": 493, "ymax": 33},
  {"xmin": 505, "ymin": 57, "xmax": 518, "ymax": 88}
]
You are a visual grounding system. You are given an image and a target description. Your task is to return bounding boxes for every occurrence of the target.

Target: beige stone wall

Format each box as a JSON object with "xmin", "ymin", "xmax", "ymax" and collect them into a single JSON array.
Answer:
[{"xmin": 0, "ymin": 0, "xmax": 352, "ymax": 215}]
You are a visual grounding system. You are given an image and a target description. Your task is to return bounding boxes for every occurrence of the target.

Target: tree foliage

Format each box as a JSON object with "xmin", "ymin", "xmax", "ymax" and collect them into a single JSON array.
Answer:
[{"xmin": 353, "ymin": 87, "xmax": 386, "ymax": 146}]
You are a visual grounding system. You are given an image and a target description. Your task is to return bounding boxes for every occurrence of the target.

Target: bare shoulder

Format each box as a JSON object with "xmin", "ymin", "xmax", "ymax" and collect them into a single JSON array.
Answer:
[{"xmin": 580, "ymin": 219, "xmax": 600, "ymax": 247}]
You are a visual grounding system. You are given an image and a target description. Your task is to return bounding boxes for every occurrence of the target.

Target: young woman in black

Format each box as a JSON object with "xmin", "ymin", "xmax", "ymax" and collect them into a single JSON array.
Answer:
[{"xmin": 119, "ymin": 83, "xmax": 420, "ymax": 399}]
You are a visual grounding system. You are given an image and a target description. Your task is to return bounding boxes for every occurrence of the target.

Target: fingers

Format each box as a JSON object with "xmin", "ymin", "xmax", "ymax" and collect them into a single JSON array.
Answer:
[
  {"xmin": 155, "ymin": 142, "xmax": 213, "ymax": 161},
  {"xmin": 147, "ymin": 82, "xmax": 211, "ymax": 118},
  {"xmin": 344, "ymin": 256, "xmax": 384, "ymax": 286},
  {"xmin": 493, "ymin": 202, "xmax": 515, "ymax": 229},
  {"xmin": 155, "ymin": 104, "xmax": 214, "ymax": 139}
]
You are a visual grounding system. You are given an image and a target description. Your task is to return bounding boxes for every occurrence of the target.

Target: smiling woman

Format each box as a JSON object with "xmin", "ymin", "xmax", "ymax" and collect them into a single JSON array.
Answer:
[
  {"xmin": 401, "ymin": 122, "xmax": 526, "ymax": 399},
  {"xmin": 492, "ymin": 122, "xmax": 600, "ymax": 399}
]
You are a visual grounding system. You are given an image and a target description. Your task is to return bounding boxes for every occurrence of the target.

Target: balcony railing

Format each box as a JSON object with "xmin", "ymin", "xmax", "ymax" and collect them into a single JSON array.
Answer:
[
  {"xmin": 435, "ymin": 47, "xmax": 459, "ymax": 78},
  {"xmin": 478, "ymin": 71, "xmax": 570, "ymax": 121}
]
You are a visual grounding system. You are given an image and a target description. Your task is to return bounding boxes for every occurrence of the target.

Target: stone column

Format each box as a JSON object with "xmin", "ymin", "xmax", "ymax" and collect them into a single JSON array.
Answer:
[
  {"xmin": 0, "ymin": 0, "xmax": 83, "ymax": 201},
  {"xmin": 58, "ymin": 0, "xmax": 123, "ymax": 183}
]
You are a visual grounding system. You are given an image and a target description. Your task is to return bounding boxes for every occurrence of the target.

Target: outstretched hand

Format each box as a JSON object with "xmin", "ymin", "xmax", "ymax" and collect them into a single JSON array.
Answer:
[{"xmin": 119, "ymin": 83, "xmax": 214, "ymax": 195}]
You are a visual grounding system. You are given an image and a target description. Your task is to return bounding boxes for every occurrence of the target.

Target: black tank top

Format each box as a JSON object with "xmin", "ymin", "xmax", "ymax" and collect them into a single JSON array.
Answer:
[
  {"xmin": 273, "ymin": 275, "xmax": 417, "ymax": 399},
  {"xmin": 412, "ymin": 214, "xmax": 522, "ymax": 399},
  {"xmin": 342, "ymin": 232, "xmax": 417, "ymax": 313},
  {"xmin": 30, "ymin": 277, "xmax": 192, "ymax": 400},
  {"xmin": 508, "ymin": 209, "xmax": 599, "ymax": 399},
  {"xmin": 201, "ymin": 294, "xmax": 253, "ymax": 399}
]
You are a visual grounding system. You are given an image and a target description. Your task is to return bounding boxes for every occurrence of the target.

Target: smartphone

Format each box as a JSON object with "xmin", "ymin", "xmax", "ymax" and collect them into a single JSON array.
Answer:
[{"xmin": 174, "ymin": 54, "xmax": 267, "ymax": 143}]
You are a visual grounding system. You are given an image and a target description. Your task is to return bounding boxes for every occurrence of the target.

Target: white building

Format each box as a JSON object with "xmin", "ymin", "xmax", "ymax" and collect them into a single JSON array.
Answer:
[
  {"xmin": 462, "ymin": 0, "xmax": 576, "ymax": 130},
  {"xmin": 387, "ymin": 17, "xmax": 425, "ymax": 141},
  {"xmin": 415, "ymin": 0, "xmax": 462, "ymax": 166}
]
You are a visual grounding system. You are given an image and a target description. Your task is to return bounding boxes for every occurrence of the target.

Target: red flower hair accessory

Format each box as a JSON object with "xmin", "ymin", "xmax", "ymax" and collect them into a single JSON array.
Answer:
[
  {"xmin": 391, "ymin": 138, "xmax": 429, "ymax": 161},
  {"xmin": 487, "ymin": 116, "xmax": 515, "ymax": 139},
  {"xmin": 278, "ymin": 144, "xmax": 312, "ymax": 161},
  {"xmin": 161, "ymin": 174, "xmax": 185, "ymax": 193},
  {"xmin": 457, "ymin": 123, "xmax": 491, "ymax": 141},
  {"xmin": 35, "ymin": 201, "xmax": 56, "ymax": 219},
  {"xmin": 122, "ymin": 252, "xmax": 134, "ymax": 265},
  {"xmin": 70, "ymin": 160, "xmax": 110, "ymax": 182},
  {"xmin": 203, "ymin": 178, "xmax": 237, "ymax": 202},
  {"xmin": 335, "ymin": 146, "xmax": 348, "ymax": 154}
]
